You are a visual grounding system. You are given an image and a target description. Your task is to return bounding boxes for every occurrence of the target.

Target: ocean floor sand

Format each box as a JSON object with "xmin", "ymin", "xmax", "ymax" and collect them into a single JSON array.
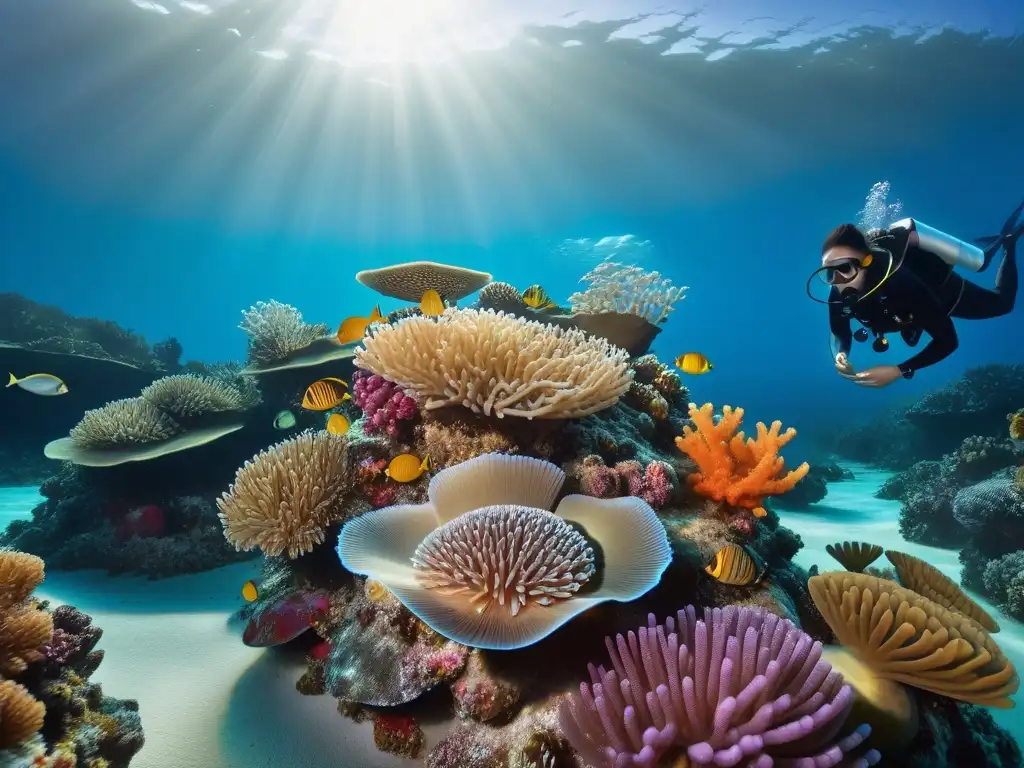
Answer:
[{"xmin": 1, "ymin": 463, "xmax": 1022, "ymax": 766}]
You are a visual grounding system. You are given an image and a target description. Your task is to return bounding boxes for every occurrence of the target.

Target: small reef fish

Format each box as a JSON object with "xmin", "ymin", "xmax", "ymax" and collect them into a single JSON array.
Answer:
[
  {"xmin": 420, "ymin": 289, "xmax": 445, "ymax": 316},
  {"xmin": 336, "ymin": 305, "xmax": 385, "ymax": 345},
  {"xmin": 242, "ymin": 580, "xmax": 259, "ymax": 602},
  {"xmin": 522, "ymin": 284, "xmax": 556, "ymax": 310},
  {"xmin": 326, "ymin": 413, "xmax": 350, "ymax": 436},
  {"xmin": 273, "ymin": 410, "xmax": 296, "ymax": 429},
  {"xmin": 302, "ymin": 377, "xmax": 351, "ymax": 411},
  {"xmin": 7, "ymin": 372, "xmax": 69, "ymax": 396},
  {"xmin": 705, "ymin": 544, "xmax": 766, "ymax": 586},
  {"xmin": 385, "ymin": 453, "xmax": 432, "ymax": 483},
  {"xmin": 675, "ymin": 352, "xmax": 713, "ymax": 375}
]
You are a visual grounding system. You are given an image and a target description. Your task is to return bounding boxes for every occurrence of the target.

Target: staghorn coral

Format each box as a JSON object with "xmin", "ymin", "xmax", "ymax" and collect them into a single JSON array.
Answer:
[
  {"xmin": 675, "ymin": 403, "xmax": 810, "ymax": 516},
  {"xmin": 568, "ymin": 260, "xmax": 687, "ymax": 324},
  {"xmin": 218, "ymin": 430, "xmax": 350, "ymax": 558},
  {"xmin": 140, "ymin": 373, "xmax": 260, "ymax": 418},
  {"xmin": 337, "ymin": 453, "xmax": 671, "ymax": 649},
  {"xmin": 351, "ymin": 370, "xmax": 419, "ymax": 437},
  {"xmin": 238, "ymin": 300, "xmax": 330, "ymax": 366},
  {"xmin": 355, "ymin": 308, "xmax": 632, "ymax": 420},
  {"xmin": 559, "ymin": 605, "xmax": 877, "ymax": 768},
  {"xmin": 69, "ymin": 398, "xmax": 181, "ymax": 449}
]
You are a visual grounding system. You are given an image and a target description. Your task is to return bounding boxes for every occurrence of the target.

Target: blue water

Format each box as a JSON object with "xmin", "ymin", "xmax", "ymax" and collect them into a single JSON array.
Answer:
[{"xmin": 1, "ymin": 1, "xmax": 1022, "ymax": 442}]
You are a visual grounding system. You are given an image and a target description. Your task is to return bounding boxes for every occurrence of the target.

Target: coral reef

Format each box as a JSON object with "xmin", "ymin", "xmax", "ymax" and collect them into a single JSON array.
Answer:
[
  {"xmin": 351, "ymin": 370, "xmax": 419, "ymax": 438},
  {"xmin": 238, "ymin": 300, "xmax": 330, "ymax": 368},
  {"xmin": 0, "ymin": 551, "xmax": 144, "ymax": 766}
]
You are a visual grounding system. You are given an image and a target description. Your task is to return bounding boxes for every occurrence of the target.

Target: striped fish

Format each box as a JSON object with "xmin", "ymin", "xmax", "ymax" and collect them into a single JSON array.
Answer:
[
  {"xmin": 705, "ymin": 544, "xmax": 766, "ymax": 586},
  {"xmin": 301, "ymin": 377, "xmax": 351, "ymax": 411}
]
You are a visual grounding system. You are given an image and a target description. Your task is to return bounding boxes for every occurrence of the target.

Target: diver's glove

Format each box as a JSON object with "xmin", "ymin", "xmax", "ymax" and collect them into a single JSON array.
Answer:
[{"xmin": 835, "ymin": 352, "xmax": 855, "ymax": 375}]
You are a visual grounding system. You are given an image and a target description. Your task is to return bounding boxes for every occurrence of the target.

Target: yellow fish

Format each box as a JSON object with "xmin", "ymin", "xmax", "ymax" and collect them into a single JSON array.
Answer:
[
  {"xmin": 326, "ymin": 413, "xmax": 350, "ymax": 436},
  {"xmin": 7, "ymin": 372, "xmax": 68, "ymax": 396},
  {"xmin": 241, "ymin": 580, "xmax": 259, "ymax": 602},
  {"xmin": 522, "ymin": 284, "xmax": 556, "ymax": 310},
  {"xmin": 705, "ymin": 544, "xmax": 766, "ymax": 587},
  {"xmin": 385, "ymin": 453, "xmax": 432, "ymax": 483},
  {"xmin": 273, "ymin": 410, "xmax": 296, "ymax": 429},
  {"xmin": 420, "ymin": 289, "xmax": 445, "ymax": 316},
  {"xmin": 336, "ymin": 305, "xmax": 385, "ymax": 345},
  {"xmin": 675, "ymin": 352, "xmax": 713, "ymax": 375},
  {"xmin": 302, "ymin": 377, "xmax": 351, "ymax": 411}
]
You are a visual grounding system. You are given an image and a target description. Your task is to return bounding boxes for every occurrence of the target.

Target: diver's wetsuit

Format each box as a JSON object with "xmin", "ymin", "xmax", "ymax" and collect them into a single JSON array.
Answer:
[{"xmin": 829, "ymin": 227, "xmax": 1018, "ymax": 375}]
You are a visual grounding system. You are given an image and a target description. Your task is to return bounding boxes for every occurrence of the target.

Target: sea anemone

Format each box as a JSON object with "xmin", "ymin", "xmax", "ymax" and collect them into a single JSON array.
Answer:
[{"xmin": 336, "ymin": 453, "xmax": 672, "ymax": 649}]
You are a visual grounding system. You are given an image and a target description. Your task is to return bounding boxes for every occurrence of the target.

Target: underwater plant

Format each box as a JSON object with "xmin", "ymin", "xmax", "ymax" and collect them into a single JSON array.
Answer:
[{"xmin": 336, "ymin": 453, "xmax": 672, "ymax": 649}]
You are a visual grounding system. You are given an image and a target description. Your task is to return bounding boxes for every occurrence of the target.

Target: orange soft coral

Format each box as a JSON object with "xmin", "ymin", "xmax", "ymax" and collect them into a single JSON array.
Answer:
[{"xmin": 675, "ymin": 402, "xmax": 809, "ymax": 516}]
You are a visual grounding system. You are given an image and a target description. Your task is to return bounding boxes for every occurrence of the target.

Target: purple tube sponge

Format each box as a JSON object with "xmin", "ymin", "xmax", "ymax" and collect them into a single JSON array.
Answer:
[
  {"xmin": 352, "ymin": 370, "xmax": 419, "ymax": 437},
  {"xmin": 559, "ymin": 605, "xmax": 881, "ymax": 768}
]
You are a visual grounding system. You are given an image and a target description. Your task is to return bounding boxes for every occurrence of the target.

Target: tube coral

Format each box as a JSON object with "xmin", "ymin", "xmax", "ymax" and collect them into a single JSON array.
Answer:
[
  {"xmin": 559, "ymin": 605, "xmax": 878, "ymax": 768},
  {"xmin": 675, "ymin": 403, "xmax": 810, "ymax": 516}
]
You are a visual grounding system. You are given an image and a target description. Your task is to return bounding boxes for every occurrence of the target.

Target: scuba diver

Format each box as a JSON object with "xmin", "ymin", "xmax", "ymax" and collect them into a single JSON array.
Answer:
[{"xmin": 808, "ymin": 199, "xmax": 1023, "ymax": 387}]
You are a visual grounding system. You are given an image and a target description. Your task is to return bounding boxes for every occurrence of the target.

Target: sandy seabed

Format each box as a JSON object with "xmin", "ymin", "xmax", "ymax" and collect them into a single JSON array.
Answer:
[{"xmin": 1, "ymin": 464, "xmax": 1022, "ymax": 767}]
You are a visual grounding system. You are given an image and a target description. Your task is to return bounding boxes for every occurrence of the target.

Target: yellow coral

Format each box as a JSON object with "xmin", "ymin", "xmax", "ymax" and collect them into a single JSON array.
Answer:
[
  {"xmin": 0, "ymin": 679, "xmax": 45, "ymax": 749},
  {"xmin": 0, "ymin": 552, "xmax": 53, "ymax": 677},
  {"xmin": 675, "ymin": 402, "xmax": 809, "ymax": 514},
  {"xmin": 1009, "ymin": 410, "xmax": 1024, "ymax": 441},
  {"xmin": 0, "ymin": 552, "xmax": 44, "ymax": 612}
]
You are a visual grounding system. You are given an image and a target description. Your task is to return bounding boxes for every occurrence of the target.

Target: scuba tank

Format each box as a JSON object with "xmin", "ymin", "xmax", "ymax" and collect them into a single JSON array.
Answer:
[{"xmin": 890, "ymin": 218, "xmax": 985, "ymax": 272}]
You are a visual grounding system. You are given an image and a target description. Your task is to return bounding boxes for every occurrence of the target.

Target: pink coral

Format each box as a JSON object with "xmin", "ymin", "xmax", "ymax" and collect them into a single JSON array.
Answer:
[
  {"xmin": 353, "ymin": 370, "xmax": 419, "ymax": 437},
  {"xmin": 366, "ymin": 483, "xmax": 398, "ymax": 509},
  {"xmin": 578, "ymin": 456, "xmax": 676, "ymax": 509}
]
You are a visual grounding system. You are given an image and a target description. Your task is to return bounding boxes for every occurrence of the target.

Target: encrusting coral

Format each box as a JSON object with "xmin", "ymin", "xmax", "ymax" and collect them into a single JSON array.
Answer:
[
  {"xmin": 337, "ymin": 453, "xmax": 672, "ymax": 649},
  {"xmin": 559, "ymin": 605, "xmax": 879, "ymax": 768},
  {"xmin": 355, "ymin": 308, "xmax": 632, "ymax": 419},
  {"xmin": 676, "ymin": 403, "xmax": 810, "ymax": 518},
  {"xmin": 218, "ymin": 430, "xmax": 350, "ymax": 558}
]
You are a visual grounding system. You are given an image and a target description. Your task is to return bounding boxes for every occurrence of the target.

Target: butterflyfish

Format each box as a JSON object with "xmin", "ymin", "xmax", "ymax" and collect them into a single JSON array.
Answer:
[
  {"xmin": 675, "ymin": 352, "xmax": 713, "ymax": 375},
  {"xmin": 241, "ymin": 580, "xmax": 259, "ymax": 602},
  {"xmin": 273, "ymin": 410, "xmax": 296, "ymax": 429},
  {"xmin": 336, "ymin": 305, "xmax": 385, "ymax": 345},
  {"xmin": 385, "ymin": 453, "xmax": 431, "ymax": 483},
  {"xmin": 705, "ymin": 544, "xmax": 766, "ymax": 587},
  {"xmin": 420, "ymin": 289, "xmax": 445, "ymax": 316},
  {"xmin": 522, "ymin": 284, "xmax": 556, "ymax": 310},
  {"xmin": 7, "ymin": 372, "xmax": 69, "ymax": 396},
  {"xmin": 302, "ymin": 377, "xmax": 350, "ymax": 411},
  {"xmin": 326, "ymin": 413, "xmax": 350, "ymax": 436}
]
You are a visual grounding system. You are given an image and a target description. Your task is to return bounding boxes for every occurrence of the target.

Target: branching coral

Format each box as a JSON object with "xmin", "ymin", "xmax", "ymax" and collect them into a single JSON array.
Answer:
[
  {"xmin": 140, "ymin": 373, "xmax": 261, "ymax": 417},
  {"xmin": 675, "ymin": 403, "xmax": 810, "ymax": 516},
  {"xmin": 218, "ymin": 430, "xmax": 350, "ymax": 558},
  {"xmin": 568, "ymin": 260, "xmax": 687, "ymax": 324},
  {"xmin": 559, "ymin": 605, "xmax": 877, "ymax": 768},
  {"xmin": 69, "ymin": 398, "xmax": 182, "ymax": 449},
  {"xmin": 355, "ymin": 308, "xmax": 632, "ymax": 420},
  {"xmin": 0, "ymin": 552, "xmax": 53, "ymax": 678},
  {"xmin": 238, "ymin": 300, "xmax": 329, "ymax": 366}
]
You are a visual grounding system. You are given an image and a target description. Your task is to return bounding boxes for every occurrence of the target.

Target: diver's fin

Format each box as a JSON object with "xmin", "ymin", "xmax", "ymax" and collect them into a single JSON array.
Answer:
[{"xmin": 975, "ymin": 198, "xmax": 1024, "ymax": 270}]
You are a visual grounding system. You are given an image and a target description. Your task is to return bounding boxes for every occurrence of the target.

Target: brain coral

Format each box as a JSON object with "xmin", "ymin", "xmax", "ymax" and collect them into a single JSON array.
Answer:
[{"xmin": 354, "ymin": 308, "xmax": 632, "ymax": 419}]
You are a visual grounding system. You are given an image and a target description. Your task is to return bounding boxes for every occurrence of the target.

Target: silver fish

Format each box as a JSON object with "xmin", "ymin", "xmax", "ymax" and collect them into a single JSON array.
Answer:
[{"xmin": 7, "ymin": 372, "xmax": 68, "ymax": 396}]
